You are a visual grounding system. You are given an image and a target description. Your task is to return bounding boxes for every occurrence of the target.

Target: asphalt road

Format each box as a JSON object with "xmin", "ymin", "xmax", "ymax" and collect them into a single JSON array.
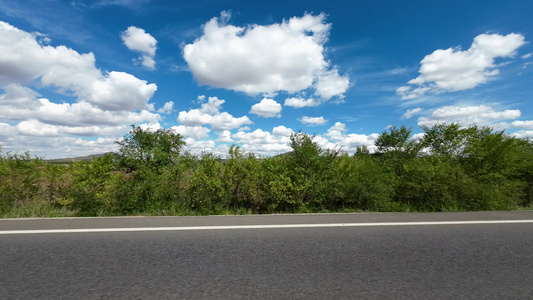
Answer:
[{"xmin": 1, "ymin": 211, "xmax": 532, "ymax": 299}]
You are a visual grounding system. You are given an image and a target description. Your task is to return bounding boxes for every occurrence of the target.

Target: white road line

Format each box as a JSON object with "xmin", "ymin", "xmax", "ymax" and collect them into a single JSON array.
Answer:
[{"xmin": 1, "ymin": 219, "xmax": 533, "ymax": 235}]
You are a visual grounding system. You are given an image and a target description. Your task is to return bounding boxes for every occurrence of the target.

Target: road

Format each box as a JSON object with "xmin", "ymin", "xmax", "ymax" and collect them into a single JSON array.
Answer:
[{"xmin": 1, "ymin": 211, "xmax": 532, "ymax": 299}]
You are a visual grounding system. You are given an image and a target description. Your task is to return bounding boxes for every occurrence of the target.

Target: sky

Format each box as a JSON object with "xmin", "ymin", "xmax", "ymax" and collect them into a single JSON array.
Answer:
[{"xmin": 0, "ymin": 0, "xmax": 532, "ymax": 158}]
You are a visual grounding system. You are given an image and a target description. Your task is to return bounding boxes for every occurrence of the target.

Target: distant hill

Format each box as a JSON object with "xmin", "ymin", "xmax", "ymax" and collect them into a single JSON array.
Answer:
[{"xmin": 45, "ymin": 152, "xmax": 115, "ymax": 164}]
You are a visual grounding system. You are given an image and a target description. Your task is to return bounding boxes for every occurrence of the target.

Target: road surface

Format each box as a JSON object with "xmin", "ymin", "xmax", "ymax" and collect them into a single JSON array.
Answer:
[{"xmin": 1, "ymin": 211, "xmax": 532, "ymax": 299}]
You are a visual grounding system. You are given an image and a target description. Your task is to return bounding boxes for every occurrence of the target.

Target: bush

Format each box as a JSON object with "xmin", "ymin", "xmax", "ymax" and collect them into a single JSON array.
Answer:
[
  {"xmin": 330, "ymin": 153, "xmax": 396, "ymax": 211},
  {"xmin": 2, "ymin": 123, "xmax": 533, "ymax": 217}
]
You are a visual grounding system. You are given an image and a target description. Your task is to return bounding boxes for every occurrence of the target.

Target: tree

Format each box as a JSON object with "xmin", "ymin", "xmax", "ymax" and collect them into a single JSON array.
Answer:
[
  {"xmin": 375, "ymin": 125, "xmax": 414, "ymax": 153},
  {"xmin": 375, "ymin": 125, "xmax": 419, "ymax": 177},
  {"xmin": 116, "ymin": 125, "xmax": 185, "ymax": 170},
  {"xmin": 421, "ymin": 123, "xmax": 465, "ymax": 157}
]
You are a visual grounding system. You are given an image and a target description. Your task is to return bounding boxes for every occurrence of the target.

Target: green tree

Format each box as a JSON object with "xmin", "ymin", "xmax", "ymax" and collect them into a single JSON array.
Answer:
[
  {"xmin": 375, "ymin": 125, "xmax": 414, "ymax": 153},
  {"xmin": 116, "ymin": 125, "xmax": 185, "ymax": 170},
  {"xmin": 225, "ymin": 146, "xmax": 266, "ymax": 213},
  {"xmin": 186, "ymin": 153, "xmax": 231, "ymax": 214},
  {"xmin": 375, "ymin": 125, "xmax": 419, "ymax": 177},
  {"xmin": 421, "ymin": 123, "xmax": 467, "ymax": 157},
  {"xmin": 283, "ymin": 132, "xmax": 340, "ymax": 211},
  {"xmin": 330, "ymin": 153, "xmax": 395, "ymax": 211},
  {"xmin": 67, "ymin": 153, "xmax": 118, "ymax": 216}
]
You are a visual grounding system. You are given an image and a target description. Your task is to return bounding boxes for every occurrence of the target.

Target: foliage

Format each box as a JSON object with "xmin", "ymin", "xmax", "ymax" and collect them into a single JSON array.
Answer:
[
  {"xmin": 375, "ymin": 125, "xmax": 414, "ymax": 153},
  {"xmin": 330, "ymin": 154, "xmax": 396, "ymax": 211},
  {"xmin": 1, "ymin": 124, "xmax": 532, "ymax": 217},
  {"xmin": 116, "ymin": 125, "xmax": 185, "ymax": 171}
]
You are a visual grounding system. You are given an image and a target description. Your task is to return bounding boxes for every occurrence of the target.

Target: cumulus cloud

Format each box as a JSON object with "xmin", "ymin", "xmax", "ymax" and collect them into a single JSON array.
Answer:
[
  {"xmin": 138, "ymin": 122, "xmax": 162, "ymax": 132},
  {"xmin": 232, "ymin": 128, "xmax": 293, "ymax": 156},
  {"xmin": 417, "ymin": 105, "xmax": 521, "ymax": 127},
  {"xmin": 325, "ymin": 122, "xmax": 347, "ymax": 137},
  {"xmin": 402, "ymin": 107, "xmax": 423, "ymax": 119},
  {"xmin": 0, "ymin": 84, "xmax": 39, "ymax": 108},
  {"xmin": 325, "ymin": 122, "xmax": 379, "ymax": 153},
  {"xmin": 216, "ymin": 130, "xmax": 234, "ymax": 143},
  {"xmin": 492, "ymin": 120, "xmax": 533, "ymax": 131},
  {"xmin": 177, "ymin": 96, "xmax": 252, "ymax": 131},
  {"xmin": 183, "ymin": 12, "xmax": 349, "ymax": 100},
  {"xmin": 284, "ymin": 97, "xmax": 320, "ymax": 108},
  {"xmin": 272, "ymin": 125, "xmax": 294, "ymax": 137},
  {"xmin": 398, "ymin": 33, "xmax": 526, "ymax": 99},
  {"xmin": 314, "ymin": 69, "xmax": 350, "ymax": 101},
  {"xmin": 228, "ymin": 123, "xmax": 379, "ymax": 156},
  {"xmin": 299, "ymin": 116, "xmax": 328, "ymax": 125},
  {"xmin": 0, "ymin": 21, "xmax": 157, "ymax": 111},
  {"xmin": 170, "ymin": 125, "xmax": 210, "ymax": 139},
  {"xmin": 0, "ymin": 97, "xmax": 160, "ymax": 127},
  {"xmin": 0, "ymin": 121, "xmax": 119, "ymax": 158},
  {"xmin": 503, "ymin": 120, "xmax": 533, "ymax": 129},
  {"xmin": 249, "ymin": 98, "xmax": 282, "ymax": 118},
  {"xmin": 157, "ymin": 101, "xmax": 174, "ymax": 114},
  {"xmin": 84, "ymin": 71, "xmax": 157, "ymax": 111},
  {"xmin": 0, "ymin": 21, "xmax": 159, "ymax": 158},
  {"xmin": 513, "ymin": 130, "xmax": 533, "ymax": 140},
  {"xmin": 121, "ymin": 26, "xmax": 157, "ymax": 69},
  {"xmin": 183, "ymin": 138, "xmax": 215, "ymax": 154}
]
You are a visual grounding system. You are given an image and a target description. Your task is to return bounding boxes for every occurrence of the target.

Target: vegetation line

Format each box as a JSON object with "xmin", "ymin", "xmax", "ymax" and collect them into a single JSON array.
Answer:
[{"xmin": 1, "ymin": 123, "xmax": 532, "ymax": 218}]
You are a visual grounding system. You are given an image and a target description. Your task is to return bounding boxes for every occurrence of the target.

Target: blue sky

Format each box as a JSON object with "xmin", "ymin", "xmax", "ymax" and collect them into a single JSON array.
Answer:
[{"xmin": 1, "ymin": 0, "xmax": 532, "ymax": 158}]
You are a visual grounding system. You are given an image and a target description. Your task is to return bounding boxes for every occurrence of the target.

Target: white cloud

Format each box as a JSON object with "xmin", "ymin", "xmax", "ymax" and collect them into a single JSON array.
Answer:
[
  {"xmin": 0, "ymin": 122, "xmax": 119, "ymax": 158},
  {"xmin": 157, "ymin": 101, "xmax": 174, "ymax": 114},
  {"xmin": 177, "ymin": 109, "xmax": 210, "ymax": 126},
  {"xmin": 272, "ymin": 125, "xmax": 294, "ymax": 137},
  {"xmin": 0, "ymin": 98, "xmax": 160, "ymax": 127},
  {"xmin": 492, "ymin": 120, "xmax": 533, "ymax": 131},
  {"xmin": 171, "ymin": 125, "xmax": 210, "ymax": 139},
  {"xmin": 183, "ymin": 138, "xmax": 216, "ymax": 154},
  {"xmin": 314, "ymin": 69, "xmax": 350, "ymax": 101},
  {"xmin": 198, "ymin": 96, "xmax": 224, "ymax": 114},
  {"xmin": 312, "ymin": 135, "xmax": 338, "ymax": 152},
  {"xmin": 177, "ymin": 96, "xmax": 252, "ymax": 130},
  {"xmin": 121, "ymin": 26, "xmax": 157, "ymax": 69},
  {"xmin": 210, "ymin": 113, "xmax": 252, "ymax": 131},
  {"xmin": 0, "ymin": 84, "xmax": 39, "ymax": 108},
  {"xmin": 299, "ymin": 116, "xmax": 328, "ymax": 125},
  {"xmin": 249, "ymin": 98, "xmax": 282, "ymax": 118},
  {"xmin": 0, "ymin": 21, "xmax": 157, "ymax": 111},
  {"xmin": 417, "ymin": 105, "xmax": 521, "ymax": 127},
  {"xmin": 227, "ymin": 123, "xmax": 380, "ymax": 157},
  {"xmin": 183, "ymin": 13, "xmax": 349, "ymax": 100},
  {"xmin": 0, "ymin": 21, "xmax": 160, "ymax": 157},
  {"xmin": 513, "ymin": 130, "xmax": 533, "ymax": 140},
  {"xmin": 506, "ymin": 120, "xmax": 533, "ymax": 129},
  {"xmin": 138, "ymin": 122, "xmax": 162, "ymax": 132},
  {"xmin": 138, "ymin": 55, "xmax": 156, "ymax": 69},
  {"xmin": 216, "ymin": 130, "xmax": 233, "ymax": 143},
  {"xmin": 16, "ymin": 120, "xmax": 58, "ymax": 136},
  {"xmin": 284, "ymin": 97, "xmax": 320, "ymax": 108},
  {"xmin": 398, "ymin": 33, "xmax": 526, "ymax": 99},
  {"xmin": 84, "ymin": 71, "xmax": 157, "ymax": 111},
  {"xmin": 402, "ymin": 107, "xmax": 423, "ymax": 119},
  {"xmin": 325, "ymin": 122, "xmax": 347, "ymax": 139},
  {"xmin": 145, "ymin": 102, "xmax": 155, "ymax": 111},
  {"xmin": 232, "ymin": 128, "xmax": 292, "ymax": 156},
  {"xmin": 324, "ymin": 122, "xmax": 379, "ymax": 153}
]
